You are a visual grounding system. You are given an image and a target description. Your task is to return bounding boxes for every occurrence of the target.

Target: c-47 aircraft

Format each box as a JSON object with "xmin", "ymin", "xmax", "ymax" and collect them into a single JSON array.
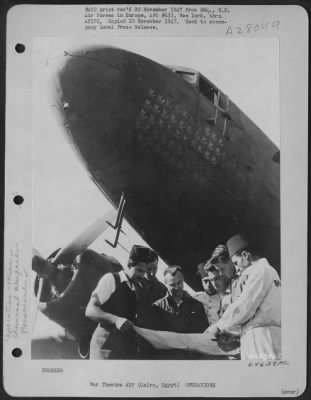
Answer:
[{"xmin": 32, "ymin": 45, "xmax": 280, "ymax": 359}]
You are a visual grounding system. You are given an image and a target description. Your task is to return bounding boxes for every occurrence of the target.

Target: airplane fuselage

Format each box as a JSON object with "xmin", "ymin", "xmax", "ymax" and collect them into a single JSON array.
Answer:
[{"xmin": 48, "ymin": 45, "xmax": 280, "ymax": 290}]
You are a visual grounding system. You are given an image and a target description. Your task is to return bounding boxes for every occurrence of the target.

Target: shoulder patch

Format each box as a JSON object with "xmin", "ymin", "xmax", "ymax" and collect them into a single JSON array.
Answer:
[{"xmin": 273, "ymin": 279, "xmax": 281, "ymax": 287}]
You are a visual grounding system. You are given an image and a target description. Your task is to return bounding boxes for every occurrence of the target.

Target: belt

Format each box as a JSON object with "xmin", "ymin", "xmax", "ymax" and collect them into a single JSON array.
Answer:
[{"xmin": 242, "ymin": 323, "xmax": 281, "ymax": 334}]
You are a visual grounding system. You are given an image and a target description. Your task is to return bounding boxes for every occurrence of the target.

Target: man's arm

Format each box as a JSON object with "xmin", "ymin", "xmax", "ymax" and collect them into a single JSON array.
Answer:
[
  {"xmin": 213, "ymin": 263, "xmax": 273, "ymax": 333},
  {"xmin": 85, "ymin": 294, "xmax": 132, "ymax": 332},
  {"xmin": 85, "ymin": 273, "xmax": 133, "ymax": 333}
]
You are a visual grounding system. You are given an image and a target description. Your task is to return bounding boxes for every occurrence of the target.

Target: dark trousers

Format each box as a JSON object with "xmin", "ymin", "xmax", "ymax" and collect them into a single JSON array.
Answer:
[{"xmin": 90, "ymin": 325, "xmax": 137, "ymax": 360}]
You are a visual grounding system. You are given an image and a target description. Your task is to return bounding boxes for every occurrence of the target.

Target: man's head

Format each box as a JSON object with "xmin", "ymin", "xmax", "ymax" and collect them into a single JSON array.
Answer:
[
  {"xmin": 226, "ymin": 234, "xmax": 251, "ymax": 273},
  {"xmin": 197, "ymin": 262, "xmax": 217, "ymax": 295},
  {"xmin": 163, "ymin": 265, "xmax": 184, "ymax": 301},
  {"xmin": 205, "ymin": 263, "xmax": 227, "ymax": 294},
  {"xmin": 145, "ymin": 260, "xmax": 158, "ymax": 281},
  {"xmin": 126, "ymin": 245, "xmax": 158, "ymax": 282},
  {"xmin": 210, "ymin": 244, "xmax": 235, "ymax": 280},
  {"xmin": 198, "ymin": 244, "xmax": 235, "ymax": 294}
]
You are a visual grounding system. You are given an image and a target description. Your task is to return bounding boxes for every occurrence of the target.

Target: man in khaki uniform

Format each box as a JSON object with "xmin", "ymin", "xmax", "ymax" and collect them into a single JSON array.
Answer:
[
  {"xmin": 193, "ymin": 261, "xmax": 221, "ymax": 325},
  {"xmin": 204, "ymin": 245, "xmax": 241, "ymax": 355}
]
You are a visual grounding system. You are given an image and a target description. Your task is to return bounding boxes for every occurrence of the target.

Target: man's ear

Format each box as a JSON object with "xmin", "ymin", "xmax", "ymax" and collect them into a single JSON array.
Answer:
[{"xmin": 241, "ymin": 250, "xmax": 248, "ymax": 259}]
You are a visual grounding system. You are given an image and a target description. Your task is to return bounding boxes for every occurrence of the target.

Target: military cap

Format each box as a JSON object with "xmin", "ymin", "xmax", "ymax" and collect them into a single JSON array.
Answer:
[
  {"xmin": 129, "ymin": 245, "xmax": 158, "ymax": 264},
  {"xmin": 210, "ymin": 244, "xmax": 229, "ymax": 261},
  {"xmin": 226, "ymin": 234, "xmax": 249, "ymax": 258}
]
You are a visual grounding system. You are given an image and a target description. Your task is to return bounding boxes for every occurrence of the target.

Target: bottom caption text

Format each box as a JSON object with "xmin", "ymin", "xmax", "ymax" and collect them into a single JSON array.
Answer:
[{"xmin": 89, "ymin": 381, "xmax": 216, "ymax": 389}]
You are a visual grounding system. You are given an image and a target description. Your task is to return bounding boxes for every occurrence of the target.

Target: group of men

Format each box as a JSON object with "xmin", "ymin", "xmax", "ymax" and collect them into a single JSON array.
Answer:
[{"xmin": 85, "ymin": 233, "xmax": 281, "ymax": 361}]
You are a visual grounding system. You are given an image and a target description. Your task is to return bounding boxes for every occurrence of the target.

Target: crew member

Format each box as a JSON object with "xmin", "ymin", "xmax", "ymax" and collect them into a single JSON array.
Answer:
[
  {"xmin": 193, "ymin": 261, "xmax": 221, "ymax": 325},
  {"xmin": 150, "ymin": 266, "xmax": 209, "ymax": 359},
  {"xmin": 153, "ymin": 265, "xmax": 209, "ymax": 333},
  {"xmin": 205, "ymin": 245, "xmax": 241, "ymax": 355},
  {"xmin": 85, "ymin": 245, "xmax": 152, "ymax": 360},
  {"xmin": 208, "ymin": 234, "xmax": 281, "ymax": 360},
  {"xmin": 133, "ymin": 249, "xmax": 167, "ymax": 359},
  {"xmin": 208, "ymin": 244, "xmax": 241, "ymax": 318},
  {"xmin": 135, "ymin": 250, "xmax": 167, "ymax": 324}
]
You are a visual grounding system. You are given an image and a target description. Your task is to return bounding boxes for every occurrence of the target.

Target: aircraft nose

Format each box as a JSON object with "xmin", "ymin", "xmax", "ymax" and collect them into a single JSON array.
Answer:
[
  {"xmin": 47, "ymin": 48, "xmax": 119, "ymax": 113},
  {"xmin": 46, "ymin": 46, "xmax": 151, "ymax": 202},
  {"xmin": 47, "ymin": 48, "xmax": 128, "ymax": 140}
]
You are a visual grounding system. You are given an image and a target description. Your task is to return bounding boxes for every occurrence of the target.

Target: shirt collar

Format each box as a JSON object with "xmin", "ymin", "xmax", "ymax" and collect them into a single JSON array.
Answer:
[
  {"xmin": 119, "ymin": 270, "xmax": 135, "ymax": 290},
  {"xmin": 166, "ymin": 290, "xmax": 190, "ymax": 304}
]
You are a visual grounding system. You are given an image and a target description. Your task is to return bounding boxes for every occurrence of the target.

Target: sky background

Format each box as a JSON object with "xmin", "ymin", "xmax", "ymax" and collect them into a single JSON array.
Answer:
[{"xmin": 33, "ymin": 37, "xmax": 279, "ymax": 268}]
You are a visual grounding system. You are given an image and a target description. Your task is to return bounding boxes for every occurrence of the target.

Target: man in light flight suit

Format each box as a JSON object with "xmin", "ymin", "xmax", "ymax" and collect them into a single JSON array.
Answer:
[{"xmin": 207, "ymin": 234, "xmax": 281, "ymax": 360}]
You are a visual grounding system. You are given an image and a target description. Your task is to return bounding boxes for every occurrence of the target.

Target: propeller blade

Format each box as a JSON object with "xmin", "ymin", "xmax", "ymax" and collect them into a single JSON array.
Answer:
[
  {"xmin": 52, "ymin": 209, "xmax": 117, "ymax": 265},
  {"xmin": 32, "ymin": 250, "xmax": 55, "ymax": 277},
  {"xmin": 32, "ymin": 247, "xmax": 44, "ymax": 258}
]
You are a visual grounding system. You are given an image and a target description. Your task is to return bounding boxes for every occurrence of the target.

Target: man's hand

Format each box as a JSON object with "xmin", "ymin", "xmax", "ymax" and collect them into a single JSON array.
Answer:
[
  {"xmin": 115, "ymin": 318, "xmax": 133, "ymax": 333},
  {"xmin": 216, "ymin": 332, "xmax": 240, "ymax": 352},
  {"xmin": 205, "ymin": 323, "xmax": 219, "ymax": 337}
]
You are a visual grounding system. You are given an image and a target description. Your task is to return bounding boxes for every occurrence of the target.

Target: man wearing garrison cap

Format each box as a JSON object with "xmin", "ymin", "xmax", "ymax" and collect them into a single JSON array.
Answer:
[
  {"xmin": 207, "ymin": 234, "xmax": 281, "ymax": 360},
  {"xmin": 86, "ymin": 245, "xmax": 155, "ymax": 359}
]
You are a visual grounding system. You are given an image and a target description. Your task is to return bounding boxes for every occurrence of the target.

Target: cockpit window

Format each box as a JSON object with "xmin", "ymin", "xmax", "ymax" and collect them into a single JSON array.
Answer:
[
  {"xmin": 199, "ymin": 76, "xmax": 217, "ymax": 103},
  {"xmin": 199, "ymin": 75, "xmax": 227, "ymax": 111},
  {"xmin": 174, "ymin": 71, "xmax": 199, "ymax": 86},
  {"xmin": 171, "ymin": 68, "xmax": 228, "ymax": 112}
]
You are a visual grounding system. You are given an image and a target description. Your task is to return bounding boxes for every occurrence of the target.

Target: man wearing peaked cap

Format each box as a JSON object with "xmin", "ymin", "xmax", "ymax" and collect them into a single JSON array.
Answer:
[
  {"xmin": 86, "ymin": 245, "xmax": 155, "ymax": 359},
  {"xmin": 207, "ymin": 234, "xmax": 281, "ymax": 361}
]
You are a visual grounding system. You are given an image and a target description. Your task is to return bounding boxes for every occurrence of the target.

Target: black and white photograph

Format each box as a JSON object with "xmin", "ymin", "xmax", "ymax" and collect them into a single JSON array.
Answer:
[
  {"xmin": 31, "ymin": 36, "xmax": 281, "ymax": 363},
  {"xmin": 3, "ymin": 4, "xmax": 308, "ymax": 397}
]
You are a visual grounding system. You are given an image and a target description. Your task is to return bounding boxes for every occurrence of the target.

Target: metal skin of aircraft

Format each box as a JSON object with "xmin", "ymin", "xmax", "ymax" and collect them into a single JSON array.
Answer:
[
  {"xmin": 47, "ymin": 45, "xmax": 280, "ymax": 285},
  {"xmin": 32, "ymin": 45, "xmax": 280, "ymax": 359}
]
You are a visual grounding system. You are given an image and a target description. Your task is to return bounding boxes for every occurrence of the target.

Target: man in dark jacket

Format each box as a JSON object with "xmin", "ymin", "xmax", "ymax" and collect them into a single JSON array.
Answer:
[
  {"xmin": 153, "ymin": 266, "xmax": 209, "ymax": 333},
  {"xmin": 149, "ymin": 266, "xmax": 209, "ymax": 359},
  {"xmin": 85, "ymin": 245, "xmax": 153, "ymax": 359}
]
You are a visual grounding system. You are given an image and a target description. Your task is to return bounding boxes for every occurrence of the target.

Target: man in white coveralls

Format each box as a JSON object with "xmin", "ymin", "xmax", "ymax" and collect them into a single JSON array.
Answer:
[{"xmin": 207, "ymin": 234, "xmax": 281, "ymax": 360}]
